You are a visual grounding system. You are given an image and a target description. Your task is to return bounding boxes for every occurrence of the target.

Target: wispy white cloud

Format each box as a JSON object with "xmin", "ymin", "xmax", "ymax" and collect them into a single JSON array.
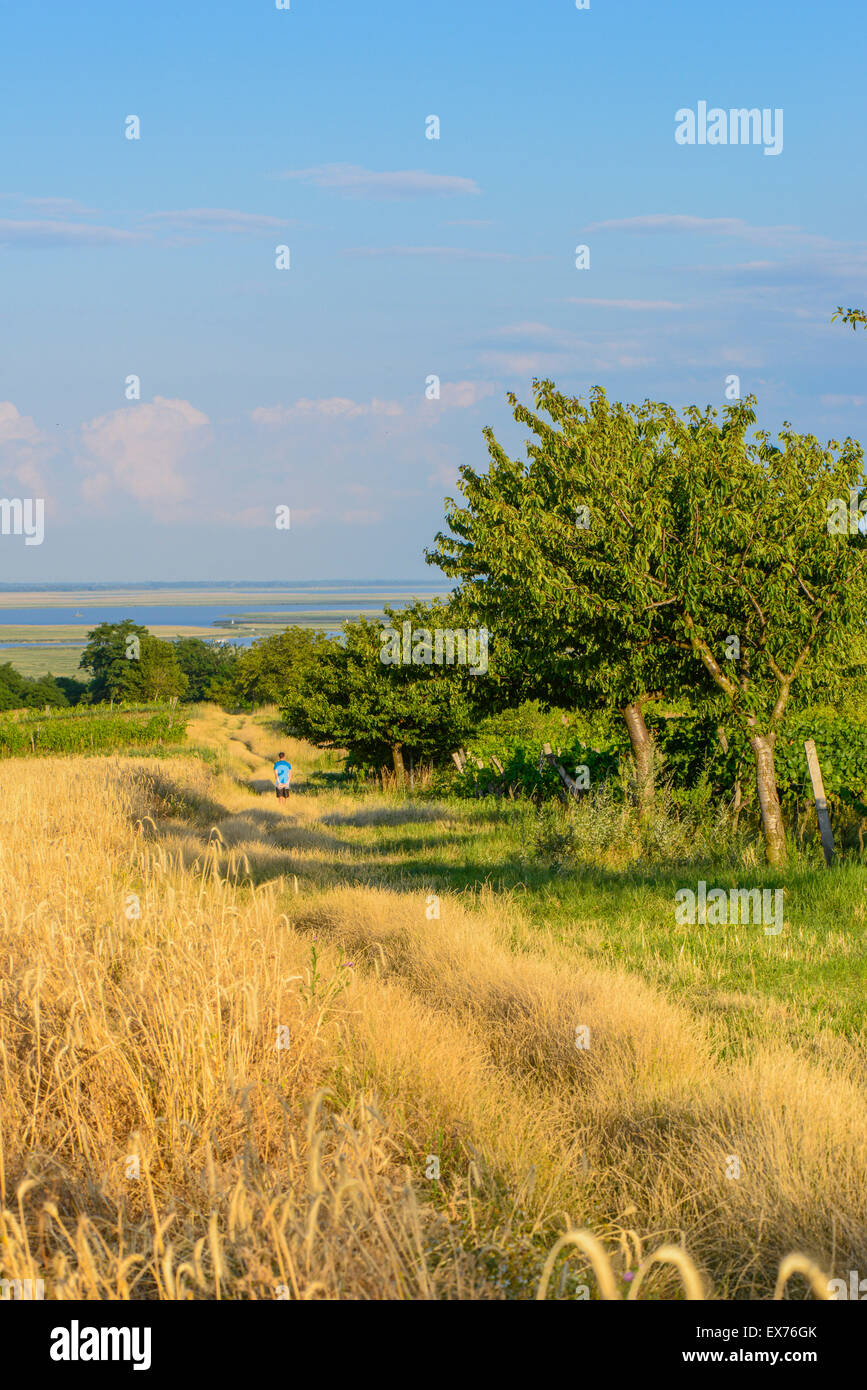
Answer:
[
  {"xmin": 585, "ymin": 214, "xmax": 837, "ymax": 251},
  {"xmin": 277, "ymin": 163, "xmax": 480, "ymax": 198},
  {"xmin": 486, "ymin": 323, "xmax": 609, "ymax": 351},
  {"xmin": 340, "ymin": 508, "xmax": 383, "ymax": 525},
  {"xmin": 252, "ymin": 397, "xmax": 404, "ymax": 425},
  {"xmin": 436, "ymin": 381, "xmax": 495, "ymax": 408},
  {"xmin": 489, "ymin": 321, "xmax": 558, "ymax": 338},
  {"xmin": 145, "ymin": 208, "xmax": 295, "ymax": 234},
  {"xmin": 477, "ymin": 352, "xmax": 563, "ymax": 375},
  {"xmin": 718, "ymin": 347, "xmax": 764, "ymax": 367},
  {"xmin": 0, "ymin": 219, "xmax": 143, "ymax": 248},
  {"xmin": 0, "ymin": 194, "xmax": 98, "ymax": 215},
  {"xmin": 479, "ymin": 341, "xmax": 653, "ymax": 375},
  {"xmin": 343, "ymin": 245, "xmax": 532, "ymax": 261},
  {"xmin": 566, "ymin": 297, "xmax": 686, "ymax": 310}
]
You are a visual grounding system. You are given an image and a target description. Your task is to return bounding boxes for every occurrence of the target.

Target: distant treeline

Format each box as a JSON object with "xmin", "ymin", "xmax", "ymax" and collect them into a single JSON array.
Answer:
[
  {"xmin": 0, "ymin": 622, "xmax": 240, "ymax": 710},
  {"xmin": 0, "ymin": 663, "xmax": 80, "ymax": 710}
]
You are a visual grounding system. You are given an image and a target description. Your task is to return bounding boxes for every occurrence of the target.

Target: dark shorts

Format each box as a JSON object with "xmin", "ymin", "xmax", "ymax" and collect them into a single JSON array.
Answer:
[{"xmin": 276, "ymin": 785, "xmax": 291, "ymax": 799}]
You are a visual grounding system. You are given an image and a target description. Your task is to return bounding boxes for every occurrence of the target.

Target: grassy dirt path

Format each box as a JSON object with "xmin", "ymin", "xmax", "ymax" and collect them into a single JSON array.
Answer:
[{"xmin": 1, "ymin": 706, "xmax": 863, "ymax": 1299}]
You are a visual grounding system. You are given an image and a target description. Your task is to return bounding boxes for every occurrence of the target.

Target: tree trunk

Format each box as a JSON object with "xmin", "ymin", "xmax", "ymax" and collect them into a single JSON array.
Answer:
[
  {"xmin": 392, "ymin": 743, "xmax": 406, "ymax": 786},
  {"xmin": 750, "ymin": 732, "xmax": 787, "ymax": 867},
  {"xmin": 621, "ymin": 701, "xmax": 654, "ymax": 818}
]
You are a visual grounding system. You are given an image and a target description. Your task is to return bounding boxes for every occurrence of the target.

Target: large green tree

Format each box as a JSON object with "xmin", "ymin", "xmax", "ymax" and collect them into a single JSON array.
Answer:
[
  {"xmin": 282, "ymin": 602, "xmax": 480, "ymax": 783},
  {"xmin": 214, "ymin": 626, "xmax": 330, "ymax": 709},
  {"xmin": 645, "ymin": 398, "xmax": 867, "ymax": 864},
  {"xmin": 427, "ymin": 388, "xmax": 709, "ymax": 815},
  {"xmin": 429, "ymin": 384, "xmax": 867, "ymax": 863},
  {"xmin": 172, "ymin": 637, "xmax": 238, "ymax": 702},
  {"xmin": 80, "ymin": 621, "xmax": 188, "ymax": 703}
]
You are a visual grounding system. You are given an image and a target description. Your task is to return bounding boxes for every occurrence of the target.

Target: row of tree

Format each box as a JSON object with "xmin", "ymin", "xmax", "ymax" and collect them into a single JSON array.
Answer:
[
  {"xmin": 80, "ymin": 623, "xmax": 241, "ymax": 703},
  {"xmin": 79, "ymin": 623, "xmax": 242, "ymax": 703},
  {"xmin": 2, "ymin": 624, "xmax": 241, "ymax": 708}
]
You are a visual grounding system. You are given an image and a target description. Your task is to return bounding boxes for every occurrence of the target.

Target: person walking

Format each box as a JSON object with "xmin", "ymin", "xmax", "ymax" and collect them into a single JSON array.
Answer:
[{"xmin": 273, "ymin": 751, "xmax": 292, "ymax": 799}]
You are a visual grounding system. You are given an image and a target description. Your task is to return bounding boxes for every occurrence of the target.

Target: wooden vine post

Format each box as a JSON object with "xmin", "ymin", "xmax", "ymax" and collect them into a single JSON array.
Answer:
[
  {"xmin": 542, "ymin": 743, "xmax": 582, "ymax": 799},
  {"xmin": 804, "ymin": 739, "xmax": 834, "ymax": 867}
]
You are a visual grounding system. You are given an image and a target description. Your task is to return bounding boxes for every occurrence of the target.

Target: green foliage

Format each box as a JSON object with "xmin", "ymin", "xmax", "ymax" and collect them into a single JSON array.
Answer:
[
  {"xmin": 214, "ymin": 626, "xmax": 330, "ymax": 709},
  {"xmin": 138, "ymin": 635, "xmax": 189, "ymax": 702},
  {"xmin": 832, "ymin": 306, "xmax": 867, "ymax": 332},
  {"xmin": 645, "ymin": 711, "xmax": 867, "ymax": 805},
  {"xmin": 453, "ymin": 734, "xmax": 619, "ymax": 800},
  {"xmin": 494, "ymin": 383, "xmax": 867, "ymax": 737},
  {"xmin": 427, "ymin": 387, "xmax": 702, "ymax": 713},
  {"xmin": 79, "ymin": 622, "xmax": 188, "ymax": 703},
  {"xmin": 766, "ymin": 714, "xmax": 867, "ymax": 806},
  {"xmin": 428, "ymin": 381, "xmax": 867, "ymax": 861},
  {"xmin": 79, "ymin": 621, "xmax": 148, "ymax": 701},
  {"xmin": 475, "ymin": 699, "xmax": 618, "ymax": 748},
  {"xmin": 172, "ymin": 638, "xmax": 239, "ymax": 702},
  {"xmin": 443, "ymin": 704, "xmax": 867, "ymax": 820},
  {"xmin": 0, "ymin": 703, "xmax": 188, "ymax": 757},
  {"xmin": 55, "ymin": 676, "xmax": 89, "ymax": 705},
  {"xmin": 283, "ymin": 601, "xmax": 480, "ymax": 774},
  {"xmin": 0, "ymin": 662, "xmax": 69, "ymax": 711}
]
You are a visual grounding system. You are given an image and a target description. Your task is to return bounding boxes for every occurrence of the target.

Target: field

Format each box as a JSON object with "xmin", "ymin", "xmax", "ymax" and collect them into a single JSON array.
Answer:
[
  {"xmin": 2, "ymin": 645, "xmax": 84, "ymax": 678},
  {"xmin": 0, "ymin": 704, "xmax": 863, "ymax": 1301}
]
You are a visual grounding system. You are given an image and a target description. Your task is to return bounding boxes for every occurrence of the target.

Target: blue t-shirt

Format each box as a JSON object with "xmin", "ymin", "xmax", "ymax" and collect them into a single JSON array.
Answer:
[{"xmin": 274, "ymin": 760, "xmax": 292, "ymax": 786}]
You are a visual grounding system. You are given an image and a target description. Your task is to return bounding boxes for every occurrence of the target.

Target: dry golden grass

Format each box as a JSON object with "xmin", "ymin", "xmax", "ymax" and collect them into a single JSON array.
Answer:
[{"xmin": 0, "ymin": 710, "xmax": 855, "ymax": 1299}]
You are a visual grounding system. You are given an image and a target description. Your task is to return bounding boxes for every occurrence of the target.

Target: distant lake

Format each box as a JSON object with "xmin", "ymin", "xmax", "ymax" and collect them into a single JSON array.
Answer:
[
  {"xmin": 0, "ymin": 600, "xmax": 402, "ymax": 627},
  {"xmin": 0, "ymin": 585, "xmax": 449, "ymax": 651}
]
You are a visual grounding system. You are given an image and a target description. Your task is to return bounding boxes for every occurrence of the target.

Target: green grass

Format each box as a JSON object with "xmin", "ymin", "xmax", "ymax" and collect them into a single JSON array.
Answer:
[
  {"xmin": 0, "ymin": 625, "xmax": 93, "ymax": 641},
  {"xmin": 270, "ymin": 773, "xmax": 867, "ymax": 1059},
  {"xmin": 0, "ymin": 645, "xmax": 85, "ymax": 678}
]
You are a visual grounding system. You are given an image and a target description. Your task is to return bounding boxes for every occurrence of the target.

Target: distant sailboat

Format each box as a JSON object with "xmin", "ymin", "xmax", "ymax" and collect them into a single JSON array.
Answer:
[{"xmin": 74, "ymin": 610, "xmax": 84, "ymax": 617}]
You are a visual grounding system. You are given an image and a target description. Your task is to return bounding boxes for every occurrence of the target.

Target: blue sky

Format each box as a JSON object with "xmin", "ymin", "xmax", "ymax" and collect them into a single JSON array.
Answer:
[{"xmin": 0, "ymin": 0, "xmax": 864, "ymax": 581}]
